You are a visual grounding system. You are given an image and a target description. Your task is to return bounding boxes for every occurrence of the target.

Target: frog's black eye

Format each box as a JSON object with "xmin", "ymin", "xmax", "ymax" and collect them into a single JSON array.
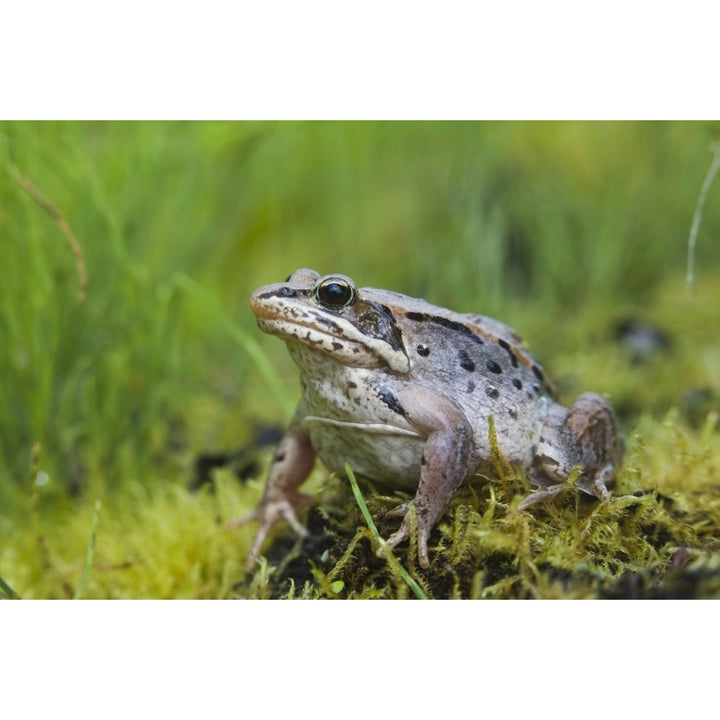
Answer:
[{"xmin": 314, "ymin": 275, "xmax": 357, "ymax": 309}]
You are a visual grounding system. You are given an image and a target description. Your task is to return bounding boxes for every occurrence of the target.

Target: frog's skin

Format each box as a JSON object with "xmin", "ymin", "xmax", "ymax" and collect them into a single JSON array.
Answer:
[{"xmin": 230, "ymin": 269, "xmax": 624, "ymax": 569}]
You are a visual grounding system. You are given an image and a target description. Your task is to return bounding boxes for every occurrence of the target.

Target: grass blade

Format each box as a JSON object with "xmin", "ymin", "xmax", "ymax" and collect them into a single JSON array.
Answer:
[
  {"xmin": 0, "ymin": 574, "xmax": 20, "ymax": 599},
  {"xmin": 74, "ymin": 499, "xmax": 101, "ymax": 600},
  {"xmin": 345, "ymin": 462, "xmax": 427, "ymax": 600}
]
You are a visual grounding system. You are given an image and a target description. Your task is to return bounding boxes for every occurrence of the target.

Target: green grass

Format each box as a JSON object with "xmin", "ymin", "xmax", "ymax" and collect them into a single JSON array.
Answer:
[{"xmin": 1, "ymin": 121, "xmax": 719, "ymax": 598}]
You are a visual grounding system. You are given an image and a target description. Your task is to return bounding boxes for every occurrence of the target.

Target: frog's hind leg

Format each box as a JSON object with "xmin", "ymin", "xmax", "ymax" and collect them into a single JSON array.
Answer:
[
  {"xmin": 565, "ymin": 392, "xmax": 623, "ymax": 502},
  {"xmin": 520, "ymin": 392, "xmax": 623, "ymax": 510}
]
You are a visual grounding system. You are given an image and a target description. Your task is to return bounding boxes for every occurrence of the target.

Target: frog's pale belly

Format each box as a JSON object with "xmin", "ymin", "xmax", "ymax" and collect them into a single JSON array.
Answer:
[{"xmin": 304, "ymin": 417, "xmax": 425, "ymax": 490}]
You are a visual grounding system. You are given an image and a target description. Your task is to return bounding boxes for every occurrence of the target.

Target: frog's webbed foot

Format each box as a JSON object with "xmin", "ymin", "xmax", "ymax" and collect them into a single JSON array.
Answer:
[
  {"xmin": 389, "ymin": 517, "xmax": 435, "ymax": 568},
  {"xmin": 228, "ymin": 492, "xmax": 315, "ymax": 571},
  {"xmin": 375, "ymin": 501, "xmax": 431, "ymax": 567},
  {"xmin": 520, "ymin": 461, "xmax": 615, "ymax": 511},
  {"xmin": 377, "ymin": 504, "xmax": 432, "ymax": 569}
]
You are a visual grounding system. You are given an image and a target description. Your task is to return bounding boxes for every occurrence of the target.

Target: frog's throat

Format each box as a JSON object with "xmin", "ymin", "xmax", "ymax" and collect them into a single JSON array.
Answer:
[{"xmin": 256, "ymin": 316, "xmax": 412, "ymax": 374}]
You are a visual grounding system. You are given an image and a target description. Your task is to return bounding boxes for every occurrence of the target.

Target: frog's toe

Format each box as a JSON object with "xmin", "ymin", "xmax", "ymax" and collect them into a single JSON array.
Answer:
[
  {"xmin": 380, "ymin": 518, "xmax": 431, "ymax": 569},
  {"xmin": 226, "ymin": 509, "xmax": 259, "ymax": 530},
  {"xmin": 383, "ymin": 524, "xmax": 409, "ymax": 553},
  {"xmin": 386, "ymin": 501, "xmax": 411, "ymax": 518},
  {"xmin": 228, "ymin": 493, "xmax": 313, "ymax": 532},
  {"xmin": 517, "ymin": 483, "xmax": 567, "ymax": 510},
  {"xmin": 245, "ymin": 523, "xmax": 272, "ymax": 571},
  {"xmin": 410, "ymin": 527, "xmax": 431, "ymax": 569},
  {"xmin": 576, "ymin": 463, "xmax": 615, "ymax": 502}
]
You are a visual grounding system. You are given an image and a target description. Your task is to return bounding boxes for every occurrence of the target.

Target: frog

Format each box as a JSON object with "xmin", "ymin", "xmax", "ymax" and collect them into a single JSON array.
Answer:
[{"xmin": 229, "ymin": 269, "xmax": 624, "ymax": 569}]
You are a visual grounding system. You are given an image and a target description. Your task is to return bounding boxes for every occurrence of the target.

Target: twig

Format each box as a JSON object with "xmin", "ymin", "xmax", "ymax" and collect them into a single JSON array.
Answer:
[
  {"xmin": 687, "ymin": 141, "xmax": 720, "ymax": 294},
  {"xmin": 9, "ymin": 165, "xmax": 88, "ymax": 304}
]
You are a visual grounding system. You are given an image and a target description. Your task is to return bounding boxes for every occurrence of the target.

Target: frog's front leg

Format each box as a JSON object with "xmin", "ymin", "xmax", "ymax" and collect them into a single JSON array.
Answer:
[
  {"xmin": 520, "ymin": 392, "xmax": 623, "ymax": 510},
  {"xmin": 382, "ymin": 386, "xmax": 472, "ymax": 569},
  {"xmin": 228, "ymin": 409, "xmax": 316, "ymax": 570}
]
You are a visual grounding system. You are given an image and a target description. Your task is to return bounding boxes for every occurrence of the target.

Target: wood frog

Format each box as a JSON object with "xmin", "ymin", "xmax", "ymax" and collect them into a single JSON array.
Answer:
[{"xmin": 230, "ymin": 269, "xmax": 623, "ymax": 569}]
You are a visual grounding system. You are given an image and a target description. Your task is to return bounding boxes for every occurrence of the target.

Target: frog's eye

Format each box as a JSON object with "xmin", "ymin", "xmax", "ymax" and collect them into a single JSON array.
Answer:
[{"xmin": 314, "ymin": 275, "xmax": 357, "ymax": 309}]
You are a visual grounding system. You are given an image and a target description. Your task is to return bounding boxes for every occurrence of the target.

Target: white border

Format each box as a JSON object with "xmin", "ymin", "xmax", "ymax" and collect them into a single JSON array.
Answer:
[{"xmin": 3, "ymin": 2, "xmax": 719, "ymax": 119}]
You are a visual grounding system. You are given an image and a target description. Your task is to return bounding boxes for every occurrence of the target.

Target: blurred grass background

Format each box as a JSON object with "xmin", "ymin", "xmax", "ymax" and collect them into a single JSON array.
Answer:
[{"xmin": 1, "ymin": 121, "xmax": 719, "ymax": 597}]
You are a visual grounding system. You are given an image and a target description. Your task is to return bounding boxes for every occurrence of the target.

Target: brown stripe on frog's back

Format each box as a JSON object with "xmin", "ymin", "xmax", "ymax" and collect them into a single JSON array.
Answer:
[
  {"xmin": 405, "ymin": 310, "xmax": 557, "ymax": 398},
  {"xmin": 404, "ymin": 311, "xmax": 485, "ymax": 347},
  {"xmin": 496, "ymin": 337, "xmax": 519, "ymax": 368}
]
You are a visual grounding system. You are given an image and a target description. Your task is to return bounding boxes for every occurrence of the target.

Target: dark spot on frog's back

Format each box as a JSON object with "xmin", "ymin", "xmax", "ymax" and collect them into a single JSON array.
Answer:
[
  {"xmin": 416, "ymin": 344, "xmax": 430, "ymax": 357},
  {"xmin": 377, "ymin": 387, "xmax": 406, "ymax": 416},
  {"xmin": 486, "ymin": 358, "xmax": 502, "ymax": 374},
  {"xmin": 458, "ymin": 349, "xmax": 475, "ymax": 372}
]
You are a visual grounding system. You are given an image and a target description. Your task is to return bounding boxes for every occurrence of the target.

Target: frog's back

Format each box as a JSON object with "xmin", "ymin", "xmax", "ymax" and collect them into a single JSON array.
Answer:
[
  {"xmin": 363, "ymin": 287, "xmax": 557, "ymax": 399},
  {"xmin": 358, "ymin": 287, "xmax": 557, "ymax": 466}
]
